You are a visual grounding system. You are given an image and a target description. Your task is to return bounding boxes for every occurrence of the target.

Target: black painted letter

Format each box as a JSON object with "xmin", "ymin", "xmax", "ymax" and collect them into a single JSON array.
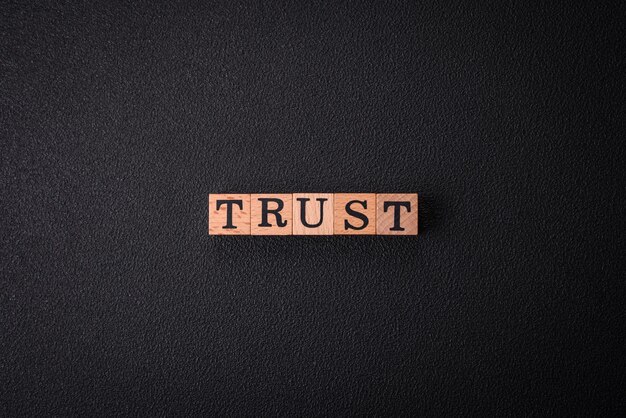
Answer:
[
  {"xmin": 383, "ymin": 201, "xmax": 411, "ymax": 231},
  {"xmin": 216, "ymin": 199, "xmax": 243, "ymax": 229},
  {"xmin": 344, "ymin": 200, "xmax": 369, "ymax": 230},
  {"xmin": 258, "ymin": 198, "xmax": 287, "ymax": 227},
  {"xmin": 297, "ymin": 198, "xmax": 327, "ymax": 228}
]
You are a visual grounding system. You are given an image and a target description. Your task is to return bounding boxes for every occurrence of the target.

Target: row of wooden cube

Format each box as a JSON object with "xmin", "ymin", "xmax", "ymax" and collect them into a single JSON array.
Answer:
[{"xmin": 208, "ymin": 193, "xmax": 418, "ymax": 235}]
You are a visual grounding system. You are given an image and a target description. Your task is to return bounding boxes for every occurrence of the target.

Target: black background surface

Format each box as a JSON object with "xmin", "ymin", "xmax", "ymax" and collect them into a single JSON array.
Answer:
[{"xmin": 1, "ymin": 1, "xmax": 624, "ymax": 416}]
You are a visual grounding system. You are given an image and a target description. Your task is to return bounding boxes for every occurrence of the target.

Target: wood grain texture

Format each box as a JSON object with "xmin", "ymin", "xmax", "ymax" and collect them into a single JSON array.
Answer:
[
  {"xmin": 251, "ymin": 194, "xmax": 292, "ymax": 235},
  {"xmin": 376, "ymin": 193, "xmax": 418, "ymax": 235},
  {"xmin": 333, "ymin": 193, "xmax": 376, "ymax": 235},
  {"xmin": 292, "ymin": 193, "xmax": 334, "ymax": 235},
  {"xmin": 208, "ymin": 194, "xmax": 251, "ymax": 235}
]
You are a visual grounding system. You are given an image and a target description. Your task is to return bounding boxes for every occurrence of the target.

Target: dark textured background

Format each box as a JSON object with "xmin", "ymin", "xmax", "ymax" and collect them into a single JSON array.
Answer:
[{"xmin": 1, "ymin": 1, "xmax": 624, "ymax": 416}]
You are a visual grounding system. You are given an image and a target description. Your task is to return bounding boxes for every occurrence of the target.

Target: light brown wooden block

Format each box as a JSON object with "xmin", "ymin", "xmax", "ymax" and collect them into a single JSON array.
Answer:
[
  {"xmin": 250, "ymin": 194, "xmax": 292, "ymax": 235},
  {"xmin": 292, "ymin": 193, "xmax": 334, "ymax": 235},
  {"xmin": 333, "ymin": 193, "xmax": 376, "ymax": 235},
  {"xmin": 376, "ymin": 193, "xmax": 418, "ymax": 235},
  {"xmin": 208, "ymin": 194, "xmax": 250, "ymax": 235}
]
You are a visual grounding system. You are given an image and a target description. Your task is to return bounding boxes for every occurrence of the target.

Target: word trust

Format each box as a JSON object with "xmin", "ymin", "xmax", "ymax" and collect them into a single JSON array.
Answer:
[{"xmin": 208, "ymin": 193, "xmax": 418, "ymax": 236}]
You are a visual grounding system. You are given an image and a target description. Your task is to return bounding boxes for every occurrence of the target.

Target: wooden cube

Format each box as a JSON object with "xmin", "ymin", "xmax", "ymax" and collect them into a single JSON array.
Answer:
[
  {"xmin": 292, "ymin": 193, "xmax": 334, "ymax": 235},
  {"xmin": 250, "ymin": 194, "xmax": 292, "ymax": 235},
  {"xmin": 333, "ymin": 193, "xmax": 376, "ymax": 235},
  {"xmin": 376, "ymin": 193, "xmax": 418, "ymax": 235},
  {"xmin": 208, "ymin": 194, "xmax": 251, "ymax": 235}
]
